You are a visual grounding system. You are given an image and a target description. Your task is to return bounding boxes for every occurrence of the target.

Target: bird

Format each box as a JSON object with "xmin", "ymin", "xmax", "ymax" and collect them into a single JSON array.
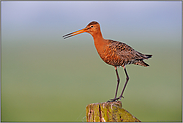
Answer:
[{"xmin": 63, "ymin": 21, "xmax": 152, "ymax": 102}]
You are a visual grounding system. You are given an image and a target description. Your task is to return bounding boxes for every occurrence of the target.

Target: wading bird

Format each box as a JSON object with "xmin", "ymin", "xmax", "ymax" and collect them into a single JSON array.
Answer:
[{"xmin": 63, "ymin": 21, "xmax": 152, "ymax": 102}]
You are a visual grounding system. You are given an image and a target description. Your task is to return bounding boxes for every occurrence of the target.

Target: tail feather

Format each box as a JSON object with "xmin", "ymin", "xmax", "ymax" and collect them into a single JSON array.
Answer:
[
  {"xmin": 134, "ymin": 60, "xmax": 149, "ymax": 67},
  {"xmin": 145, "ymin": 55, "xmax": 152, "ymax": 59}
]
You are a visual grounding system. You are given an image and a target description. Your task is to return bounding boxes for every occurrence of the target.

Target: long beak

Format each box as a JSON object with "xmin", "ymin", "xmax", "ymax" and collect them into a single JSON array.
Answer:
[{"xmin": 63, "ymin": 28, "xmax": 87, "ymax": 39}]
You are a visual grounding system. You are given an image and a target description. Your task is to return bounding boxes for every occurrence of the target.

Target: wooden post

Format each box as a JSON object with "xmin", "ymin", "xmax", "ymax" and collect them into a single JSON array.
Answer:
[{"xmin": 86, "ymin": 101, "xmax": 141, "ymax": 122}]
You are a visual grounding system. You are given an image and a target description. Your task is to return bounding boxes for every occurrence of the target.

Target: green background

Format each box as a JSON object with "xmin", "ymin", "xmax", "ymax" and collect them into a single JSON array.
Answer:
[{"xmin": 1, "ymin": 1, "xmax": 182, "ymax": 122}]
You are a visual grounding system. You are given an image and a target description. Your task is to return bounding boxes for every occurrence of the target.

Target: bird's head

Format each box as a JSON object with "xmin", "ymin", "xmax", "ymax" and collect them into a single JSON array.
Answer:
[{"xmin": 63, "ymin": 21, "xmax": 101, "ymax": 39}]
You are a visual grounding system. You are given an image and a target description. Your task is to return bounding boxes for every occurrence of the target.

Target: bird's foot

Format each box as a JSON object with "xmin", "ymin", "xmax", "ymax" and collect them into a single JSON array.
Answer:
[
  {"xmin": 107, "ymin": 96, "xmax": 124, "ymax": 102},
  {"xmin": 107, "ymin": 98, "xmax": 120, "ymax": 102}
]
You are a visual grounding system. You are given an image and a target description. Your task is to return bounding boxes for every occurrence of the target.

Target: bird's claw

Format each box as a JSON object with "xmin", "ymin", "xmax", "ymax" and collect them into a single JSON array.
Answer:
[{"xmin": 107, "ymin": 96, "xmax": 124, "ymax": 102}]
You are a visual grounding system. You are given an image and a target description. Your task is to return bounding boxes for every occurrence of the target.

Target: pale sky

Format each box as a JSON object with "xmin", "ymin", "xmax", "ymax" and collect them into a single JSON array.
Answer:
[{"xmin": 2, "ymin": 1, "xmax": 181, "ymax": 46}]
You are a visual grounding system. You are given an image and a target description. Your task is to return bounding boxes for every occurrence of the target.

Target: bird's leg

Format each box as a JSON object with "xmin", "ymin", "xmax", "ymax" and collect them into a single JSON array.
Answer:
[
  {"xmin": 114, "ymin": 66, "xmax": 120, "ymax": 99},
  {"xmin": 118, "ymin": 67, "xmax": 129, "ymax": 99},
  {"xmin": 107, "ymin": 66, "xmax": 123, "ymax": 102},
  {"xmin": 108, "ymin": 67, "xmax": 129, "ymax": 102}
]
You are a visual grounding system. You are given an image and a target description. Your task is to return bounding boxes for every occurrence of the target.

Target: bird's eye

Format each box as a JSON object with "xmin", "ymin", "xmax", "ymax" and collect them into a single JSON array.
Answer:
[{"xmin": 90, "ymin": 25, "xmax": 93, "ymax": 28}]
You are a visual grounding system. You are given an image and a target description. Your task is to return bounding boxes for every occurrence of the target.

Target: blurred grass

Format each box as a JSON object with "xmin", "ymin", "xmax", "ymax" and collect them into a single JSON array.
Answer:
[{"xmin": 1, "ymin": 37, "xmax": 181, "ymax": 122}]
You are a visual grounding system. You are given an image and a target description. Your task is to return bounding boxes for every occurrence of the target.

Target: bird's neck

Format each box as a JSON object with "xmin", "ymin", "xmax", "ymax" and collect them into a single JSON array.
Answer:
[
  {"xmin": 92, "ymin": 31, "xmax": 104, "ymax": 44},
  {"xmin": 92, "ymin": 32, "xmax": 106, "ymax": 53},
  {"xmin": 91, "ymin": 31, "xmax": 103, "ymax": 40}
]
